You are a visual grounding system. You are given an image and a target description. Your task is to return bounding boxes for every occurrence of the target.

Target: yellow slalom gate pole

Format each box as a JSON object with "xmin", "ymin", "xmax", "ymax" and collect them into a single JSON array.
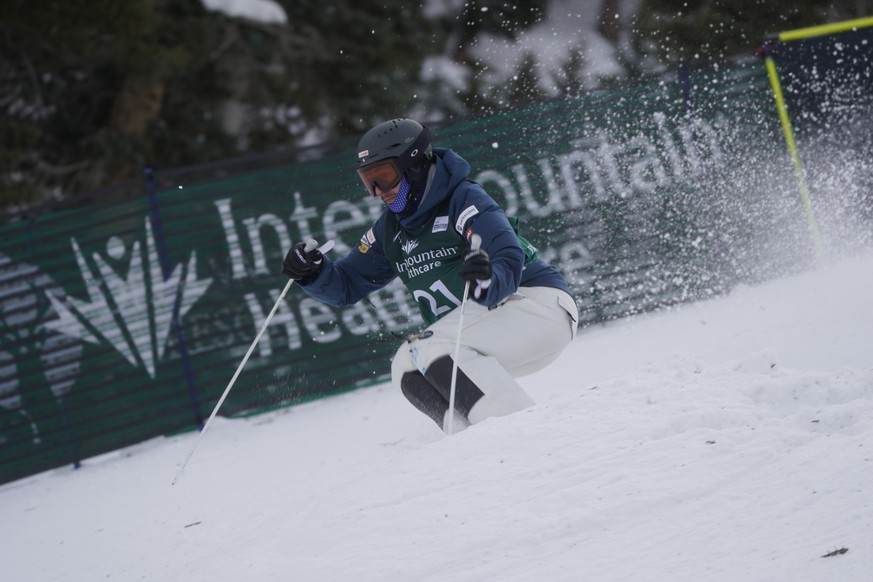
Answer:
[
  {"xmin": 762, "ymin": 15, "xmax": 873, "ymax": 261},
  {"xmin": 763, "ymin": 55, "xmax": 825, "ymax": 260},
  {"xmin": 777, "ymin": 16, "xmax": 873, "ymax": 42}
]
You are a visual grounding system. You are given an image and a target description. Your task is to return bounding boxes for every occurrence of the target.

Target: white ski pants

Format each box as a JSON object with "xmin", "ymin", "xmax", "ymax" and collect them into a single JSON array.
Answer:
[{"xmin": 391, "ymin": 286, "xmax": 579, "ymax": 427}]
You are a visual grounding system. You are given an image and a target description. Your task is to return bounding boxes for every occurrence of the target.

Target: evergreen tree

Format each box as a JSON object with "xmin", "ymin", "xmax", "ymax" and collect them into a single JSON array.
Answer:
[
  {"xmin": 633, "ymin": 0, "xmax": 873, "ymax": 68},
  {"xmin": 505, "ymin": 52, "xmax": 548, "ymax": 106},
  {"xmin": 0, "ymin": 0, "xmax": 442, "ymax": 213},
  {"xmin": 1, "ymin": 0, "xmax": 197, "ymax": 208}
]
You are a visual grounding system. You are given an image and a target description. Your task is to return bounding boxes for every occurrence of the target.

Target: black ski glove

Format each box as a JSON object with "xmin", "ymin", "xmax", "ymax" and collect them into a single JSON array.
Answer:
[
  {"xmin": 283, "ymin": 240, "xmax": 325, "ymax": 284},
  {"xmin": 458, "ymin": 248, "xmax": 492, "ymax": 300}
]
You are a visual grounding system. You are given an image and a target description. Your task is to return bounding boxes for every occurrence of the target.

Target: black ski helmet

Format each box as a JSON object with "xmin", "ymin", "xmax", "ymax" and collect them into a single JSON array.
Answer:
[{"xmin": 356, "ymin": 118, "xmax": 433, "ymax": 197}]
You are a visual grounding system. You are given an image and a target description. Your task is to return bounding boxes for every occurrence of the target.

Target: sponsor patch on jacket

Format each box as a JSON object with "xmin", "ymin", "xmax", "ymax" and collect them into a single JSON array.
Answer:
[
  {"xmin": 357, "ymin": 228, "xmax": 375, "ymax": 253},
  {"xmin": 455, "ymin": 205, "xmax": 479, "ymax": 234},
  {"xmin": 432, "ymin": 216, "xmax": 449, "ymax": 233}
]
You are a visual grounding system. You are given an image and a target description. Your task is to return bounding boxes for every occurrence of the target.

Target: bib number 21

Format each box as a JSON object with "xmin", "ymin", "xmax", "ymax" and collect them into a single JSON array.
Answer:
[{"xmin": 413, "ymin": 280, "xmax": 462, "ymax": 319}]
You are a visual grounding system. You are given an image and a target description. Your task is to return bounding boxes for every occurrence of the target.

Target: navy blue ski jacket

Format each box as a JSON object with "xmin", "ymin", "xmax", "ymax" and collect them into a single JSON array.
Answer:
[{"xmin": 300, "ymin": 148, "xmax": 570, "ymax": 317}]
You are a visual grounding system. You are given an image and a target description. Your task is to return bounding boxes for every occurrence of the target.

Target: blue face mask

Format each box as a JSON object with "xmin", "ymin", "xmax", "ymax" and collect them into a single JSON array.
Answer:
[{"xmin": 388, "ymin": 176, "xmax": 414, "ymax": 213}]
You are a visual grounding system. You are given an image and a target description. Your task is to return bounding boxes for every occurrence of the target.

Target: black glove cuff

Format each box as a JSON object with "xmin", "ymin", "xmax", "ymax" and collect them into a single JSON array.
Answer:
[{"xmin": 459, "ymin": 249, "xmax": 492, "ymax": 281}]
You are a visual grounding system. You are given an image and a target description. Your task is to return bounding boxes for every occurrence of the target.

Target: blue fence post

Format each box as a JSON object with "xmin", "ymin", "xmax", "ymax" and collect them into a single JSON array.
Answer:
[{"xmin": 144, "ymin": 168, "xmax": 204, "ymax": 428}]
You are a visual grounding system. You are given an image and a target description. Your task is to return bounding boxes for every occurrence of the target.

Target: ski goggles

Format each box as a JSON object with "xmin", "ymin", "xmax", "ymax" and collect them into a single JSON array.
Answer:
[{"xmin": 357, "ymin": 159, "xmax": 403, "ymax": 197}]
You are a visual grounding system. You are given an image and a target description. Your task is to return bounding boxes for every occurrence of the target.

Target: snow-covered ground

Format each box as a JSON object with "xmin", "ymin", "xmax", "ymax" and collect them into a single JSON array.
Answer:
[{"xmin": 2, "ymin": 250, "xmax": 871, "ymax": 581}]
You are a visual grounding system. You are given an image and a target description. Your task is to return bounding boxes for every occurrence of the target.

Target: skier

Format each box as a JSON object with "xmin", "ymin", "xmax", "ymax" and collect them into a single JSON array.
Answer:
[{"xmin": 283, "ymin": 118, "xmax": 578, "ymax": 432}]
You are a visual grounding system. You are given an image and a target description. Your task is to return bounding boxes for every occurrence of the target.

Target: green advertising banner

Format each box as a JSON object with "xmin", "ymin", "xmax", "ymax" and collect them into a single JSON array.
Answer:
[{"xmin": 0, "ymin": 62, "xmax": 804, "ymax": 484}]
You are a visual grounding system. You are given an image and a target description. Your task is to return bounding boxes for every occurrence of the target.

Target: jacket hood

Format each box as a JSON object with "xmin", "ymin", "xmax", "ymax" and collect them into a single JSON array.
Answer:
[{"xmin": 395, "ymin": 148, "xmax": 470, "ymax": 232}]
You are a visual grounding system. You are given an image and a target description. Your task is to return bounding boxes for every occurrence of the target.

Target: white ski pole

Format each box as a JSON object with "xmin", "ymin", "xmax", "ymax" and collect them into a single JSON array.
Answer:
[
  {"xmin": 446, "ymin": 234, "xmax": 481, "ymax": 435},
  {"xmin": 172, "ymin": 239, "xmax": 334, "ymax": 485}
]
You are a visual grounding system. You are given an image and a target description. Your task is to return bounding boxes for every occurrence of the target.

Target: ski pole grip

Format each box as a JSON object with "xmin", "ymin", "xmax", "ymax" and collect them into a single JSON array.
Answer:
[
  {"xmin": 470, "ymin": 233, "xmax": 482, "ymax": 251},
  {"xmin": 303, "ymin": 239, "xmax": 335, "ymax": 254}
]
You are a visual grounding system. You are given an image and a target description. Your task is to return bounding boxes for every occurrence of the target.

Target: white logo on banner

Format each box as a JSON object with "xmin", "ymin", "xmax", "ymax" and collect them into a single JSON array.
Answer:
[{"xmin": 45, "ymin": 218, "xmax": 212, "ymax": 378}]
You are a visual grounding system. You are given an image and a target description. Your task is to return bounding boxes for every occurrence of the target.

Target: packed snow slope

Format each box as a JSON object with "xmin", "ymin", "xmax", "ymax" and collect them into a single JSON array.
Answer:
[{"xmin": 2, "ymin": 252, "xmax": 872, "ymax": 582}]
